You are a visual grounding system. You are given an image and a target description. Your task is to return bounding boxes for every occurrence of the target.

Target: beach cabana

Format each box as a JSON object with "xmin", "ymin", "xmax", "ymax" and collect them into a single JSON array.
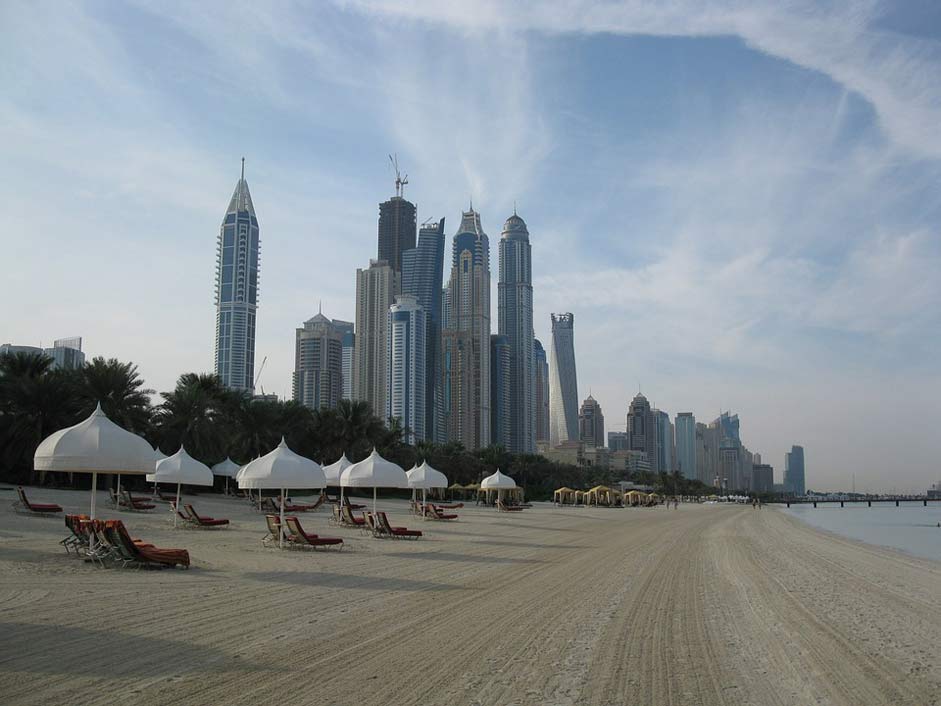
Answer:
[
  {"xmin": 238, "ymin": 439, "xmax": 326, "ymax": 549},
  {"xmin": 624, "ymin": 490, "xmax": 646, "ymax": 507},
  {"xmin": 553, "ymin": 487, "xmax": 577, "ymax": 505},
  {"xmin": 211, "ymin": 457, "xmax": 240, "ymax": 495},
  {"xmin": 480, "ymin": 469, "xmax": 517, "ymax": 509},
  {"xmin": 340, "ymin": 448, "xmax": 408, "ymax": 516},
  {"xmin": 33, "ymin": 403, "xmax": 155, "ymax": 529},
  {"xmin": 407, "ymin": 461, "xmax": 449, "ymax": 520},
  {"xmin": 150, "ymin": 448, "xmax": 214, "ymax": 527}
]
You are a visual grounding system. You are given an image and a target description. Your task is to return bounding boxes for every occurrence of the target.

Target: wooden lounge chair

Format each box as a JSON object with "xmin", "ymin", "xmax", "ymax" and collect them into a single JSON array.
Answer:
[
  {"xmin": 107, "ymin": 520, "xmax": 190, "ymax": 569},
  {"xmin": 425, "ymin": 503, "xmax": 458, "ymax": 520},
  {"xmin": 437, "ymin": 502, "xmax": 464, "ymax": 509},
  {"xmin": 342, "ymin": 496, "xmax": 366, "ymax": 511},
  {"xmin": 260, "ymin": 497, "xmax": 279, "ymax": 513},
  {"xmin": 61, "ymin": 514, "xmax": 90, "ymax": 553},
  {"xmin": 184, "ymin": 504, "xmax": 230, "ymax": 528},
  {"xmin": 276, "ymin": 495, "xmax": 324, "ymax": 513},
  {"xmin": 121, "ymin": 489, "xmax": 155, "ymax": 511},
  {"xmin": 13, "ymin": 486, "xmax": 63, "ymax": 515},
  {"xmin": 364, "ymin": 512, "xmax": 384, "ymax": 537},
  {"xmin": 283, "ymin": 516, "xmax": 344, "ymax": 550},
  {"xmin": 341, "ymin": 505, "xmax": 366, "ymax": 527},
  {"xmin": 263, "ymin": 514, "xmax": 282, "ymax": 546},
  {"xmin": 497, "ymin": 500, "xmax": 524, "ymax": 512},
  {"xmin": 376, "ymin": 511, "xmax": 422, "ymax": 539}
]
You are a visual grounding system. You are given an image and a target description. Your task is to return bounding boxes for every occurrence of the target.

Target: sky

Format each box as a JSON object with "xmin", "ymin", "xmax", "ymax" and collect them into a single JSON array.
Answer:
[{"xmin": 2, "ymin": 0, "xmax": 940, "ymax": 493}]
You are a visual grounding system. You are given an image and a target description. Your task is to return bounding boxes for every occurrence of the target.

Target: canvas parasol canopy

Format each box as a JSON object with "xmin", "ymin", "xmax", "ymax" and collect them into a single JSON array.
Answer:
[
  {"xmin": 340, "ymin": 448, "xmax": 408, "ymax": 516},
  {"xmin": 323, "ymin": 453, "xmax": 352, "ymax": 487},
  {"xmin": 480, "ymin": 469, "xmax": 517, "ymax": 508},
  {"xmin": 238, "ymin": 439, "xmax": 326, "ymax": 549},
  {"xmin": 211, "ymin": 457, "xmax": 240, "ymax": 495},
  {"xmin": 34, "ymin": 403, "xmax": 154, "ymax": 524},
  {"xmin": 148, "ymin": 447, "xmax": 214, "ymax": 527},
  {"xmin": 407, "ymin": 461, "xmax": 448, "ymax": 520}
]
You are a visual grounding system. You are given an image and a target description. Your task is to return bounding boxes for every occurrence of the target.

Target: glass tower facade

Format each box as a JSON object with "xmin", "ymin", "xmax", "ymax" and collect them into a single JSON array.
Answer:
[
  {"xmin": 378, "ymin": 196, "xmax": 416, "ymax": 286},
  {"xmin": 214, "ymin": 161, "xmax": 259, "ymax": 392},
  {"xmin": 548, "ymin": 313, "xmax": 578, "ymax": 447}
]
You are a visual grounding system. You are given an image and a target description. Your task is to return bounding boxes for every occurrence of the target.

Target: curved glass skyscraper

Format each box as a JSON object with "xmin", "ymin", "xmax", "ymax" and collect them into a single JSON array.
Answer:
[
  {"xmin": 549, "ymin": 313, "xmax": 578, "ymax": 446},
  {"xmin": 214, "ymin": 160, "xmax": 259, "ymax": 392}
]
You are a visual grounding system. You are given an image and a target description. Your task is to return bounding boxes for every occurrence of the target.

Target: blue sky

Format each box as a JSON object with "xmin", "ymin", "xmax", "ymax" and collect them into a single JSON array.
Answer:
[{"xmin": 2, "ymin": 0, "xmax": 940, "ymax": 492}]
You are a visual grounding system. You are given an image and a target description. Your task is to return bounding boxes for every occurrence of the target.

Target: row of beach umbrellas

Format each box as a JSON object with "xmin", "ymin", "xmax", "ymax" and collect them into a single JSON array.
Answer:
[{"xmin": 32, "ymin": 404, "xmax": 518, "ymax": 550}]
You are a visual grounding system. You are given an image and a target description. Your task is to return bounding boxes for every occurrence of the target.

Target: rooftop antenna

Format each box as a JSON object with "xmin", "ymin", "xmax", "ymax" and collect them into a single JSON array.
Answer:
[
  {"xmin": 389, "ymin": 154, "xmax": 408, "ymax": 197},
  {"xmin": 513, "ymin": 200, "xmax": 517, "ymax": 216},
  {"xmin": 241, "ymin": 157, "xmax": 245, "ymax": 181}
]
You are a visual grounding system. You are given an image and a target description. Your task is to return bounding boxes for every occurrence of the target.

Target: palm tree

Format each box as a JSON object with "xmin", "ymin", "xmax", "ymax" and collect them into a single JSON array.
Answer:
[
  {"xmin": 0, "ymin": 352, "xmax": 81, "ymax": 482},
  {"xmin": 335, "ymin": 399, "xmax": 384, "ymax": 460},
  {"xmin": 153, "ymin": 373, "xmax": 230, "ymax": 464},
  {"xmin": 77, "ymin": 357, "xmax": 154, "ymax": 434}
]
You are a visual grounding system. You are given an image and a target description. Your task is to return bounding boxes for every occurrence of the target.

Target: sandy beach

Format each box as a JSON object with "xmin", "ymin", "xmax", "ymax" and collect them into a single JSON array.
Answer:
[{"xmin": 0, "ymin": 489, "xmax": 938, "ymax": 706}]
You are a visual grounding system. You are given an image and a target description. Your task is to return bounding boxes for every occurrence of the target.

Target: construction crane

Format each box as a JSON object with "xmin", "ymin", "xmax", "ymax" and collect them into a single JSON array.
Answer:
[
  {"xmin": 254, "ymin": 356, "xmax": 267, "ymax": 395},
  {"xmin": 389, "ymin": 153, "xmax": 408, "ymax": 197}
]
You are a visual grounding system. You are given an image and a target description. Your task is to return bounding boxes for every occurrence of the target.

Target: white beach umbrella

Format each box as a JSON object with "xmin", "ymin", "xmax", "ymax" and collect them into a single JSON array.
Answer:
[
  {"xmin": 238, "ymin": 439, "xmax": 326, "ymax": 549},
  {"xmin": 481, "ymin": 469, "xmax": 517, "ymax": 508},
  {"xmin": 323, "ymin": 453, "xmax": 352, "ymax": 486},
  {"xmin": 33, "ymin": 403, "xmax": 154, "ymax": 528},
  {"xmin": 212, "ymin": 457, "xmax": 240, "ymax": 495},
  {"xmin": 407, "ymin": 461, "xmax": 449, "ymax": 520},
  {"xmin": 152, "ymin": 447, "xmax": 214, "ymax": 527},
  {"xmin": 340, "ymin": 448, "xmax": 408, "ymax": 516}
]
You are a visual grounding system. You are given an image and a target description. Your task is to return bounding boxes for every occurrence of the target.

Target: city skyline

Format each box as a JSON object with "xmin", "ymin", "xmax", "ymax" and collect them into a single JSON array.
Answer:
[{"xmin": 4, "ymin": 2, "xmax": 940, "ymax": 492}]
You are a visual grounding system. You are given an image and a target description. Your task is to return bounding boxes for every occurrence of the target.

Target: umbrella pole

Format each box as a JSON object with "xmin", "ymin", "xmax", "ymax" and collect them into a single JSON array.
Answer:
[
  {"xmin": 116, "ymin": 473, "xmax": 121, "ymax": 507},
  {"xmin": 423, "ymin": 488, "xmax": 427, "ymax": 521},
  {"xmin": 89, "ymin": 472, "xmax": 98, "ymax": 552},
  {"xmin": 373, "ymin": 487, "xmax": 377, "ymax": 517},
  {"xmin": 279, "ymin": 489, "xmax": 285, "ymax": 550},
  {"xmin": 175, "ymin": 483, "xmax": 181, "ymax": 528}
]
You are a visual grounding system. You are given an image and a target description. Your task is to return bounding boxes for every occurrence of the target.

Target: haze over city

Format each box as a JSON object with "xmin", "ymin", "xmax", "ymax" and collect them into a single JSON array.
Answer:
[{"xmin": 3, "ymin": 0, "xmax": 940, "ymax": 493}]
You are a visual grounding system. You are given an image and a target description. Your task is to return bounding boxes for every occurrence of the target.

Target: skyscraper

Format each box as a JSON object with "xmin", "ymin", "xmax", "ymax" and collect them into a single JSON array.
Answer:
[
  {"xmin": 489, "ymin": 334, "xmax": 512, "ymax": 448},
  {"xmin": 534, "ymin": 339, "xmax": 549, "ymax": 445},
  {"xmin": 784, "ymin": 445, "xmax": 806, "ymax": 495},
  {"xmin": 653, "ymin": 409, "xmax": 674, "ymax": 472},
  {"xmin": 578, "ymin": 395, "xmax": 605, "ymax": 448},
  {"xmin": 353, "ymin": 260, "xmax": 395, "ymax": 419},
  {"xmin": 332, "ymin": 319, "xmax": 355, "ymax": 400},
  {"xmin": 214, "ymin": 159, "xmax": 260, "ymax": 392},
  {"xmin": 608, "ymin": 431, "xmax": 629, "ymax": 451},
  {"xmin": 627, "ymin": 393, "xmax": 659, "ymax": 471},
  {"xmin": 675, "ymin": 412, "xmax": 697, "ymax": 479},
  {"xmin": 387, "ymin": 295, "xmax": 427, "ymax": 442},
  {"xmin": 548, "ymin": 313, "xmax": 578, "ymax": 447},
  {"xmin": 377, "ymin": 193, "xmax": 416, "ymax": 287},
  {"xmin": 441, "ymin": 207, "xmax": 490, "ymax": 449},
  {"xmin": 293, "ymin": 311, "xmax": 343, "ymax": 410},
  {"xmin": 497, "ymin": 211, "xmax": 535, "ymax": 454},
  {"xmin": 402, "ymin": 217, "xmax": 446, "ymax": 441}
]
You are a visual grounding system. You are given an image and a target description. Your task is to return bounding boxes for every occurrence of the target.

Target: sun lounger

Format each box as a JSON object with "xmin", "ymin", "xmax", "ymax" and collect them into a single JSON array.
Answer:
[
  {"xmin": 283, "ymin": 516, "xmax": 344, "ymax": 549},
  {"xmin": 121, "ymin": 489, "xmax": 155, "ymax": 511},
  {"xmin": 260, "ymin": 498, "xmax": 279, "ymax": 513},
  {"xmin": 107, "ymin": 520, "xmax": 190, "ymax": 568},
  {"xmin": 184, "ymin": 504, "xmax": 230, "ymax": 528},
  {"xmin": 497, "ymin": 500, "xmax": 524, "ymax": 512},
  {"xmin": 437, "ymin": 502, "xmax": 464, "ymax": 509},
  {"xmin": 61, "ymin": 514, "xmax": 91, "ymax": 553},
  {"xmin": 341, "ymin": 505, "xmax": 366, "ymax": 527},
  {"xmin": 276, "ymin": 495, "xmax": 324, "ymax": 513},
  {"xmin": 376, "ymin": 511, "xmax": 422, "ymax": 539},
  {"xmin": 342, "ymin": 497, "xmax": 366, "ymax": 511},
  {"xmin": 14, "ymin": 486, "xmax": 63, "ymax": 515},
  {"xmin": 425, "ymin": 503, "xmax": 458, "ymax": 520},
  {"xmin": 263, "ymin": 514, "xmax": 282, "ymax": 546}
]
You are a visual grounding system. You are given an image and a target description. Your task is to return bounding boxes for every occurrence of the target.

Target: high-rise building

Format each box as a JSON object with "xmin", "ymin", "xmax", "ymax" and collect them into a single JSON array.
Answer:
[
  {"xmin": 402, "ymin": 217, "xmax": 446, "ymax": 441},
  {"xmin": 377, "ymin": 193, "xmax": 416, "ymax": 287},
  {"xmin": 292, "ymin": 311, "xmax": 343, "ymax": 410},
  {"xmin": 784, "ymin": 445, "xmax": 806, "ymax": 495},
  {"xmin": 675, "ymin": 412, "xmax": 696, "ymax": 479},
  {"xmin": 332, "ymin": 319, "xmax": 355, "ymax": 400},
  {"xmin": 608, "ymin": 431, "xmax": 629, "ymax": 452},
  {"xmin": 214, "ymin": 159, "xmax": 260, "ymax": 393},
  {"xmin": 752, "ymin": 463, "xmax": 774, "ymax": 493},
  {"xmin": 627, "ymin": 393, "xmax": 659, "ymax": 471},
  {"xmin": 1, "ymin": 338, "xmax": 86, "ymax": 370},
  {"xmin": 387, "ymin": 295, "xmax": 427, "ymax": 442},
  {"xmin": 441, "ymin": 207, "xmax": 490, "ymax": 449},
  {"xmin": 548, "ymin": 313, "xmax": 578, "ymax": 446},
  {"xmin": 653, "ymin": 409, "xmax": 674, "ymax": 472},
  {"xmin": 497, "ymin": 211, "xmax": 535, "ymax": 454},
  {"xmin": 578, "ymin": 395, "xmax": 605, "ymax": 448},
  {"xmin": 353, "ymin": 260, "xmax": 395, "ymax": 419},
  {"xmin": 490, "ymin": 334, "xmax": 512, "ymax": 448},
  {"xmin": 534, "ymin": 339, "xmax": 549, "ymax": 445}
]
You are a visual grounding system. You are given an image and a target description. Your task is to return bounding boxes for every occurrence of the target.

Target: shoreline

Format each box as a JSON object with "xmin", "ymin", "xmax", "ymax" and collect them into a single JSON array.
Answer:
[{"xmin": 1, "ymin": 487, "xmax": 939, "ymax": 705}]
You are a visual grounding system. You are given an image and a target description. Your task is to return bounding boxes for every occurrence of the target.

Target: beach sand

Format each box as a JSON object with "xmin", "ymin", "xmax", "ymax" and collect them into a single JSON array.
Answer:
[{"xmin": 0, "ymin": 488, "xmax": 938, "ymax": 705}]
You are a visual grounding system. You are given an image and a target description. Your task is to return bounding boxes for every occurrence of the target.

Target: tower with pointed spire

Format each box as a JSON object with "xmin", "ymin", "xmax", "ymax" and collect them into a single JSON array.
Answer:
[
  {"xmin": 214, "ymin": 159, "xmax": 260, "ymax": 393},
  {"xmin": 293, "ymin": 309, "xmax": 343, "ymax": 410},
  {"xmin": 441, "ymin": 205, "xmax": 491, "ymax": 449}
]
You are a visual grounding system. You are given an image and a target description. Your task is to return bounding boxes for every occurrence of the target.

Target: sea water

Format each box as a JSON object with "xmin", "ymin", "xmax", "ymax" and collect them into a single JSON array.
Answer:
[{"xmin": 781, "ymin": 502, "xmax": 941, "ymax": 562}]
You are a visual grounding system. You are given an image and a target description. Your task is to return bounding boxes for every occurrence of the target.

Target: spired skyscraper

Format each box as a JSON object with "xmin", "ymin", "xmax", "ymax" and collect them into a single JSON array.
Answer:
[
  {"xmin": 402, "ymin": 218, "xmax": 446, "ymax": 441},
  {"xmin": 627, "ymin": 393, "xmax": 658, "ymax": 471},
  {"xmin": 441, "ymin": 207, "xmax": 491, "ymax": 450},
  {"xmin": 377, "ymin": 181, "xmax": 416, "ymax": 288},
  {"xmin": 214, "ymin": 159, "xmax": 259, "ymax": 393},
  {"xmin": 548, "ymin": 313, "xmax": 578, "ymax": 447},
  {"xmin": 293, "ymin": 310, "xmax": 343, "ymax": 410},
  {"xmin": 578, "ymin": 395, "xmax": 605, "ymax": 448},
  {"xmin": 498, "ymin": 211, "xmax": 535, "ymax": 454}
]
